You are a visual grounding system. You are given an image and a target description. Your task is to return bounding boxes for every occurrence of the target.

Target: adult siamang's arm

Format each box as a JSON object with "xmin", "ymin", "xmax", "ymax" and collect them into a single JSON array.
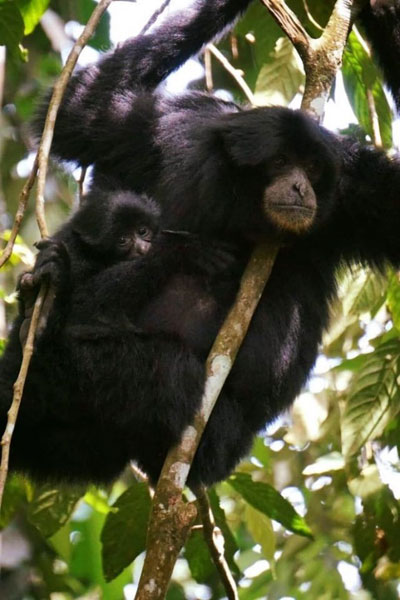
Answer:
[
  {"xmin": 358, "ymin": 0, "xmax": 400, "ymax": 111},
  {"xmin": 33, "ymin": 0, "xmax": 251, "ymax": 165},
  {"xmin": 322, "ymin": 137, "xmax": 400, "ymax": 268}
]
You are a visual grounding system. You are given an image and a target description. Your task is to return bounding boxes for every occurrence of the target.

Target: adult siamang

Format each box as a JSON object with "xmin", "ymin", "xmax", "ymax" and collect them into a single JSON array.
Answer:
[{"xmin": 2, "ymin": 0, "xmax": 400, "ymax": 487}]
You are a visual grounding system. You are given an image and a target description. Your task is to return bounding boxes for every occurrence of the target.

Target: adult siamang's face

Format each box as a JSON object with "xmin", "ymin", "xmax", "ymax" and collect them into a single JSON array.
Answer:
[{"xmin": 221, "ymin": 107, "xmax": 339, "ymax": 239}]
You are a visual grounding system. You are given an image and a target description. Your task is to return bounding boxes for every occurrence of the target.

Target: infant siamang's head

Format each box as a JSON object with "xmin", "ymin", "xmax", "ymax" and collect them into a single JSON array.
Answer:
[
  {"xmin": 218, "ymin": 107, "xmax": 340, "ymax": 241},
  {"xmin": 72, "ymin": 189, "xmax": 160, "ymax": 260}
]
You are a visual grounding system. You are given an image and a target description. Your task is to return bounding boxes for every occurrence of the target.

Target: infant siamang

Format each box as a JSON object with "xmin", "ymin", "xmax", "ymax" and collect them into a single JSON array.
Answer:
[{"xmin": 4, "ymin": 0, "xmax": 400, "ymax": 487}]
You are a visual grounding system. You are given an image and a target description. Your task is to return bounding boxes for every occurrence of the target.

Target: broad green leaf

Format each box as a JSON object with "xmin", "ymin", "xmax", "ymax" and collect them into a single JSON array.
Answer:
[
  {"xmin": 343, "ymin": 31, "xmax": 392, "ymax": 148},
  {"xmin": 101, "ymin": 482, "xmax": 151, "ymax": 581},
  {"xmin": 254, "ymin": 37, "xmax": 304, "ymax": 106},
  {"xmin": 342, "ymin": 338, "xmax": 400, "ymax": 458},
  {"xmin": 0, "ymin": 474, "xmax": 32, "ymax": 529},
  {"xmin": 16, "ymin": 0, "xmax": 50, "ymax": 35},
  {"xmin": 228, "ymin": 473, "xmax": 312, "ymax": 538},
  {"xmin": 184, "ymin": 529, "xmax": 214, "ymax": 582},
  {"xmin": 27, "ymin": 484, "xmax": 83, "ymax": 537},
  {"xmin": 0, "ymin": 1, "xmax": 25, "ymax": 58},
  {"xmin": 245, "ymin": 504, "xmax": 275, "ymax": 564},
  {"xmin": 387, "ymin": 269, "xmax": 400, "ymax": 331}
]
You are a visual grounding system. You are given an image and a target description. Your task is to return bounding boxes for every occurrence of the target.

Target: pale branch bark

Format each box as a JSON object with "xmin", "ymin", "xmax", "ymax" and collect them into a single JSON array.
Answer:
[
  {"xmin": 207, "ymin": 43, "xmax": 255, "ymax": 104},
  {"xmin": 0, "ymin": 285, "xmax": 47, "ymax": 507},
  {"xmin": 196, "ymin": 486, "xmax": 238, "ymax": 600},
  {"xmin": 0, "ymin": 0, "xmax": 115, "ymax": 509},
  {"xmin": 260, "ymin": 0, "xmax": 311, "ymax": 61},
  {"xmin": 261, "ymin": 0, "xmax": 354, "ymax": 119},
  {"xmin": 135, "ymin": 242, "xmax": 278, "ymax": 600}
]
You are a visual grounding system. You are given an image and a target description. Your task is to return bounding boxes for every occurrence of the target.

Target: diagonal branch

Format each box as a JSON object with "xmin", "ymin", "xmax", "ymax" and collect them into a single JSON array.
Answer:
[{"xmin": 135, "ymin": 242, "xmax": 278, "ymax": 600}]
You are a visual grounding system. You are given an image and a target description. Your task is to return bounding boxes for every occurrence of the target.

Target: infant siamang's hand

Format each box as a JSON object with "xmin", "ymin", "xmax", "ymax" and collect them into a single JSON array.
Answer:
[
  {"xmin": 162, "ymin": 230, "xmax": 241, "ymax": 277},
  {"xmin": 18, "ymin": 239, "xmax": 70, "ymax": 345},
  {"xmin": 19, "ymin": 238, "xmax": 70, "ymax": 296}
]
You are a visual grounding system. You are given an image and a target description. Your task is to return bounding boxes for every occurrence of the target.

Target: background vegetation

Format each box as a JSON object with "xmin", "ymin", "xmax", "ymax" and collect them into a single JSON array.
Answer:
[{"xmin": 1, "ymin": 0, "xmax": 400, "ymax": 598}]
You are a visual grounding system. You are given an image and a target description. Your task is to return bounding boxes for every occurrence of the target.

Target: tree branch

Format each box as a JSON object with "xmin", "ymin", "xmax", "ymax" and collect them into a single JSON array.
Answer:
[
  {"xmin": 196, "ymin": 486, "xmax": 238, "ymax": 600},
  {"xmin": 135, "ymin": 242, "xmax": 278, "ymax": 600},
  {"xmin": 207, "ymin": 43, "xmax": 255, "ymax": 104}
]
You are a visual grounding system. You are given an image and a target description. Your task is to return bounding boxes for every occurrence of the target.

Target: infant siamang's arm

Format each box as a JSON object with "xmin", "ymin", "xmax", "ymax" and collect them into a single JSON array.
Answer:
[{"xmin": 358, "ymin": 0, "xmax": 400, "ymax": 112}]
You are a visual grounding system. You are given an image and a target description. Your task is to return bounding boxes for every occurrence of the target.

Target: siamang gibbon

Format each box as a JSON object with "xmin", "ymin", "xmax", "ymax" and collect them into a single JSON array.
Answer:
[{"xmin": 2, "ymin": 0, "xmax": 400, "ymax": 487}]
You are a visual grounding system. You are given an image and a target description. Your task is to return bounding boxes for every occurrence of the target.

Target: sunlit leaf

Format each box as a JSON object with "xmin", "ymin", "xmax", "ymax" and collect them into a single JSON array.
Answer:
[
  {"xmin": 245, "ymin": 504, "xmax": 275, "ymax": 565},
  {"xmin": 228, "ymin": 473, "xmax": 312, "ymax": 538},
  {"xmin": 27, "ymin": 484, "xmax": 83, "ymax": 537},
  {"xmin": 16, "ymin": 0, "xmax": 50, "ymax": 35},
  {"xmin": 342, "ymin": 338, "xmax": 400, "ymax": 458},
  {"xmin": 254, "ymin": 37, "xmax": 304, "ymax": 106},
  {"xmin": 343, "ymin": 31, "xmax": 392, "ymax": 148}
]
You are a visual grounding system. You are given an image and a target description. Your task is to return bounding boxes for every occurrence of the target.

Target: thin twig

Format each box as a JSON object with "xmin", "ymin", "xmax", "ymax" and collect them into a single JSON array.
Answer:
[
  {"xmin": 0, "ymin": 285, "xmax": 47, "ymax": 507},
  {"xmin": 204, "ymin": 48, "xmax": 214, "ymax": 92},
  {"xmin": 208, "ymin": 43, "xmax": 255, "ymax": 104},
  {"xmin": 0, "ymin": 156, "xmax": 39, "ymax": 268},
  {"xmin": 196, "ymin": 487, "xmax": 238, "ymax": 600},
  {"xmin": 139, "ymin": 0, "xmax": 172, "ymax": 36},
  {"xmin": 302, "ymin": 0, "xmax": 323, "ymax": 31}
]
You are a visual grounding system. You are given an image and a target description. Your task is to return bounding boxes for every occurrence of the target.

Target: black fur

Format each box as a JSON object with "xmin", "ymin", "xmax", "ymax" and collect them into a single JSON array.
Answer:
[
  {"xmin": 2, "ymin": 0, "xmax": 400, "ymax": 487},
  {"xmin": 358, "ymin": 0, "xmax": 400, "ymax": 111}
]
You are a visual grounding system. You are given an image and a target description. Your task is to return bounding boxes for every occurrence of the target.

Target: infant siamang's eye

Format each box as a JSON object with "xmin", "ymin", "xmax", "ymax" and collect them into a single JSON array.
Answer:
[
  {"xmin": 137, "ymin": 226, "xmax": 152, "ymax": 238},
  {"xmin": 118, "ymin": 236, "xmax": 130, "ymax": 246},
  {"xmin": 271, "ymin": 155, "xmax": 288, "ymax": 169}
]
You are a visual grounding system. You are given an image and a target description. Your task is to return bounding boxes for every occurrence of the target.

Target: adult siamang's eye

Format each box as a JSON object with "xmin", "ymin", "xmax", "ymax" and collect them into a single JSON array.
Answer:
[
  {"xmin": 137, "ymin": 226, "xmax": 152, "ymax": 238},
  {"xmin": 306, "ymin": 159, "xmax": 321, "ymax": 179}
]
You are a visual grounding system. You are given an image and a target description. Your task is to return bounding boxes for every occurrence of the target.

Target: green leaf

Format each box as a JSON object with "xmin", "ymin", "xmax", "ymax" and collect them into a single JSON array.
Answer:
[
  {"xmin": 208, "ymin": 488, "xmax": 239, "ymax": 576},
  {"xmin": 0, "ymin": 474, "xmax": 32, "ymax": 529},
  {"xmin": 228, "ymin": 473, "xmax": 312, "ymax": 538},
  {"xmin": 16, "ymin": 0, "xmax": 50, "ymax": 35},
  {"xmin": 387, "ymin": 269, "xmax": 400, "ymax": 331},
  {"xmin": 184, "ymin": 529, "xmax": 215, "ymax": 582},
  {"xmin": 342, "ymin": 338, "xmax": 400, "ymax": 458},
  {"xmin": 101, "ymin": 482, "xmax": 151, "ymax": 581},
  {"xmin": 245, "ymin": 504, "xmax": 275, "ymax": 564},
  {"xmin": 27, "ymin": 484, "xmax": 83, "ymax": 538},
  {"xmin": 0, "ymin": 1, "xmax": 25, "ymax": 58},
  {"xmin": 343, "ymin": 31, "xmax": 393, "ymax": 148},
  {"xmin": 254, "ymin": 37, "xmax": 304, "ymax": 106}
]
